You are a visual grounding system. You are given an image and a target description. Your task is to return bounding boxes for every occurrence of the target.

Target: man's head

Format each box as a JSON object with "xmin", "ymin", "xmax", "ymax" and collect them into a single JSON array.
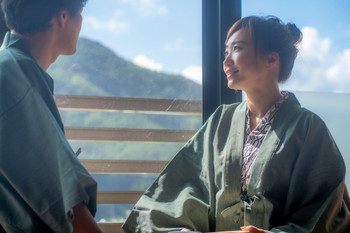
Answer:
[{"xmin": 1, "ymin": 0, "xmax": 87, "ymax": 35}]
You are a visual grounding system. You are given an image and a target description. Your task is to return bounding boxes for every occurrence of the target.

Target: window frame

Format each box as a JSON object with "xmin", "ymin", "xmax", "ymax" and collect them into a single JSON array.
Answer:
[{"xmin": 202, "ymin": 0, "xmax": 242, "ymax": 123}]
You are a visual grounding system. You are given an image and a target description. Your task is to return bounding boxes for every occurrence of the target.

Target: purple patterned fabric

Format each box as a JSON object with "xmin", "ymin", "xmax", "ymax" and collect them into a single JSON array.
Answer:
[{"xmin": 241, "ymin": 91, "xmax": 289, "ymax": 192}]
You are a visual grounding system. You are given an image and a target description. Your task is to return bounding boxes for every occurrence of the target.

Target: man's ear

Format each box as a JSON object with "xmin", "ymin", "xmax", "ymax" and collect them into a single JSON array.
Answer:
[{"xmin": 55, "ymin": 10, "xmax": 69, "ymax": 29}]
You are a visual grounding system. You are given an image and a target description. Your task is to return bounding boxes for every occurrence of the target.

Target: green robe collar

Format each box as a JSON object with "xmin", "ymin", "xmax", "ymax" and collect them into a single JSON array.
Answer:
[
  {"xmin": 221, "ymin": 93, "xmax": 301, "ymax": 197},
  {"xmin": 1, "ymin": 32, "xmax": 34, "ymax": 60},
  {"xmin": 1, "ymin": 32, "xmax": 59, "ymax": 128}
]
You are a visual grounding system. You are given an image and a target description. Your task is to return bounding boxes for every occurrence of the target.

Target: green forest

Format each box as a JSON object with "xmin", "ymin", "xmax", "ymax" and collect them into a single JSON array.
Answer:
[{"xmin": 47, "ymin": 37, "xmax": 203, "ymax": 222}]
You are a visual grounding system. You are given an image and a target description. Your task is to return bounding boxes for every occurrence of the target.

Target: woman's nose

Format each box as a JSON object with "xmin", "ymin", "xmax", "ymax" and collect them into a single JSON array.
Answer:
[{"xmin": 223, "ymin": 54, "xmax": 233, "ymax": 66}]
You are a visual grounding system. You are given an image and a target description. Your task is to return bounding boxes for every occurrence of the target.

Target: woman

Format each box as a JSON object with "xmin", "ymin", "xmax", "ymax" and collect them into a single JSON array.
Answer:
[
  {"xmin": 0, "ymin": 0, "xmax": 103, "ymax": 232},
  {"xmin": 122, "ymin": 16, "xmax": 350, "ymax": 233}
]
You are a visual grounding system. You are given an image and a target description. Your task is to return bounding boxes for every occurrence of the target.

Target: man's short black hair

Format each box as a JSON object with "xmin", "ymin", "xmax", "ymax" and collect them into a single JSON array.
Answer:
[
  {"xmin": 0, "ymin": 0, "xmax": 9, "ymax": 41},
  {"xmin": 1, "ymin": 0, "xmax": 87, "ymax": 34}
]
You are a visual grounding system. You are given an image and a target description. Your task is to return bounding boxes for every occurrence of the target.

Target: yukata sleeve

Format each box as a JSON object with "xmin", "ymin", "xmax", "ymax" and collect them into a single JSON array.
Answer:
[
  {"xmin": 0, "ymin": 87, "xmax": 97, "ymax": 233},
  {"xmin": 122, "ymin": 106, "xmax": 228, "ymax": 233},
  {"xmin": 268, "ymin": 113, "xmax": 350, "ymax": 233}
]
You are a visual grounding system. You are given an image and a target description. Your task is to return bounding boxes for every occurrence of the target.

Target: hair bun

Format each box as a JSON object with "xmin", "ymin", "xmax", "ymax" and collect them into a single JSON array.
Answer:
[{"xmin": 286, "ymin": 23, "xmax": 302, "ymax": 45}]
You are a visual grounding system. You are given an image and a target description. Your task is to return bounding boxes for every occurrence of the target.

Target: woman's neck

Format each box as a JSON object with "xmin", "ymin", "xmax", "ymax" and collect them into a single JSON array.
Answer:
[{"xmin": 245, "ymin": 85, "xmax": 282, "ymax": 130}]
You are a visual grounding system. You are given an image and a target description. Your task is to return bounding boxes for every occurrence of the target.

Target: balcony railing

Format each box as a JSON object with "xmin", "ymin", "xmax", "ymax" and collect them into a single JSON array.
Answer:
[{"xmin": 56, "ymin": 94, "xmax": 202, "ymax": 233}]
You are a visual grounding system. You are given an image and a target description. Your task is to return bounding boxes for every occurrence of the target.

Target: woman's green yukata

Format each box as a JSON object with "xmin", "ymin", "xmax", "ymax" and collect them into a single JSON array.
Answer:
[
  {"xmin": 0, "ymin": 33, "xmax": 97, "ymax": 232},
  {"xmin": 123, "ymin": 92, "xmax": 350, "ymax": 233}
]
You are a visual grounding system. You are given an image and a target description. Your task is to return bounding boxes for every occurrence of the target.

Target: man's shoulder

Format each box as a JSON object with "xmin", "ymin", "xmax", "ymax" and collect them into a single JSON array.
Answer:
[
  {"xmin": 0, "ymin": 45, "xmax": 36, "ymax": 68},
  {"xmin": 0, "ymin": 48, "xmax": 38, "ymax": 115}
]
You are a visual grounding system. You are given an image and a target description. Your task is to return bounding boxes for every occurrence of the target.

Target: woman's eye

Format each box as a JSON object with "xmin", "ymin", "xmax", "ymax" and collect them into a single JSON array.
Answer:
[{"xmin": 233, "ymin": 46, "xmax": 241, "ymax": 51}]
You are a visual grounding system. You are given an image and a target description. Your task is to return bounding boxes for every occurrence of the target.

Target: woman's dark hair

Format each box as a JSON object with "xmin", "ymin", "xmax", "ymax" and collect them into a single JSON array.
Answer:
[
  {"xmin": 226, "ymin": 16, "xmax": 302, "ymax": 82},
  {"xmin": 1, "ymin": 0, "xmax": 87, "ymax": 35}
]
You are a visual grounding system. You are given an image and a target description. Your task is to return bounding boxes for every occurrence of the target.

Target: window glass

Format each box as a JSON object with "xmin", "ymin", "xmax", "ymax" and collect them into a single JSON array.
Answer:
[
  {"xmin": 49, "ymin": 0, "xmax": 202, "ymax": 99},
  {"xmin": 243, "ymin": 0, "xmax": 350, "ymax": 186},
  {"xmin": 47, "ymin": 0, "xmax": 202, "ymax": 222}
]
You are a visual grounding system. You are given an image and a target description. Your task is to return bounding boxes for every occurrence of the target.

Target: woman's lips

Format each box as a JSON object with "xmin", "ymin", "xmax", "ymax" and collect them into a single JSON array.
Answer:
[{"xmin": 225, "ymin": 69, "xmax": 238, "ymax": 78}]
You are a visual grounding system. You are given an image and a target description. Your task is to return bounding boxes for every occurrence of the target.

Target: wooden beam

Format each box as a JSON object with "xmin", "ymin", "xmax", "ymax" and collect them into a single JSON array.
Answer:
[
  {"xmin": 65, "ymin": 126, "xmax": 197, "ymax": 143},
  {"xmin": 56, "ymin": 95, "xmax": 202, "ymax": 115},
  {"xmin": 80, "ymin": 159, "xmax": 169, "ymax": 174}
]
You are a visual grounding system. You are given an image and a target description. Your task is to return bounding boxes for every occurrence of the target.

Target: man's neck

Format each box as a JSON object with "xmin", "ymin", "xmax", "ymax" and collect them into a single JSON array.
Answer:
[{"xmin": 12, "ymin": 30, "xmax": 59, "ymax": 71}]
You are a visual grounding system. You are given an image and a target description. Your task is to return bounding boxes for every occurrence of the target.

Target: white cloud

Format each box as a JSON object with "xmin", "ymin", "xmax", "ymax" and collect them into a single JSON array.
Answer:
[
  {"xmin": 133, "ymin": 54, "xmax": 163, "ymax": 72},
  {"xmin": 281, "ymin": 26, "xmax": 350, "ymax": 93},
  {"xmin": 121, "ymin": 0, "xmax": 168, "ymax": 16},
  {"xmin": 181, "ymin": 66, "xmax": 202, "ymax": 84},
  {"xmin": 83, "ymin": 17, "xmax": 128, "ymax": 33},
  {"xmin": 298, "ymin": 27, "xmax": 331, "ymax": 61},
  {"xmin": 326, "ymin": 49, "xmax": 350, "ymax": 92}
]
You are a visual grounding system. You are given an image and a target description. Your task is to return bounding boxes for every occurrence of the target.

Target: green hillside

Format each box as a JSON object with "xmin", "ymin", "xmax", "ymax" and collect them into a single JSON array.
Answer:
[
  {"xmin": 47, "ymin": 37, "xmax": 202, "ymax": 160},
  {"xmin": 48, "ymin": 37, "xmax": 201, "ymax": 100},
  {"xmin": 47, "ymin": 36, "xmax": 202, "ymax": 162}
]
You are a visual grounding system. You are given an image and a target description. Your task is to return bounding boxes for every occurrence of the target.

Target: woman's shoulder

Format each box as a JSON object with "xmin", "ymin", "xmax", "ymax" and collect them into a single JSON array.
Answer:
[
  {"xmin": 215, "ymin": 101, "xmax": 244, "ymax": 115},
  {"xmin": 279, "ymin": 93, "xmax": 328, "ymax": 133},
  {"xmin": 201, "ymin": 102, "xmax": 245, "ymax": 130}
]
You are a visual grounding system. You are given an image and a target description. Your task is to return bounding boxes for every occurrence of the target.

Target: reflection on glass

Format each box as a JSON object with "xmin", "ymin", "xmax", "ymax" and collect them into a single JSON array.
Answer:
[{"xmin": 294, "ymin": 91, "xmax": 350, "ymax": 187}]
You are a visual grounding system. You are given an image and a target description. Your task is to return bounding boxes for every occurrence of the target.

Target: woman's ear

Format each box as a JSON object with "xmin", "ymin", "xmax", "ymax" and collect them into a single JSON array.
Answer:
[{"xmin": 267, "ymin": 52, "xmax": 279, "ymax": 67}]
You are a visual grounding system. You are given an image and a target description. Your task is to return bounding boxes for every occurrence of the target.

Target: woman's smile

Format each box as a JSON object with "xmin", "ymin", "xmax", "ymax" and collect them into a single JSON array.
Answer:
[{"xmin": 224, "ymin": 68, "xmax": 239, "ymax": 80}]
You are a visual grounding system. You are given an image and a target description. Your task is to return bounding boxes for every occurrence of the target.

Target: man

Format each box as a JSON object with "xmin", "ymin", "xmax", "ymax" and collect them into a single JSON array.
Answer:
[
  {"xmin": 0, "ymin": 0, "xmax": 103, "ymax": 232},
  {"xmin": 0, "ymin": 0, "xmax": 7, "ymax": 42}
]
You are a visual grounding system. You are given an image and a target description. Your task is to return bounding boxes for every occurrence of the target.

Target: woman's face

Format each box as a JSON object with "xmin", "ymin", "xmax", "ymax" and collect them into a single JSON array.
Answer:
[{"xmin": 223, "ymin": 28, "xmax": 266, "ymax": 91}]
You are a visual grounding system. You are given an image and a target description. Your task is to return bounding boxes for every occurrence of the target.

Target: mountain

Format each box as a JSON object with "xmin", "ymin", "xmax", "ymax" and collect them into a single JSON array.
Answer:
[
  {"xmin": 48, "ymin": 37, "xmax": 201, "ymax": 100},
  {"xmin": 47, "ymin": 37, "xmax": 203, "ymax": 159}
]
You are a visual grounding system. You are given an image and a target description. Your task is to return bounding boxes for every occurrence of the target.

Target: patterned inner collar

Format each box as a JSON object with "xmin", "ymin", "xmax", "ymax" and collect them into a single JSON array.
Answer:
[
  {"xmin": 241, "ymin": 91, "xmax": 289, "ymax": 193},
  {"xmin": 245, "ymin": 91, "xmax": 289, "ymax": 135}
]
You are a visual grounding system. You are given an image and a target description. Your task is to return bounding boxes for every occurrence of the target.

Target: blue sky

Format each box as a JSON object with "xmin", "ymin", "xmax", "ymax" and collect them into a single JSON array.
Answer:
[
  {"xmin": 80, "ymin": 0, "xmax": 201, "ymax": 80},
  {"xmin": 80, "ymin": 0, "xmax": 350, "ymax": 93},
  {"xmin": 243, "ymin": 0, "xmax": 350, "ymax": 52}
]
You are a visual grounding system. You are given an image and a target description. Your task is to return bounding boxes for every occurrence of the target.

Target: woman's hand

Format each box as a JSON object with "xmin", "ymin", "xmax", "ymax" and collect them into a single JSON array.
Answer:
[{"xmin": 241, "ymin": 225, "xmax": 265, "ymax": 233}]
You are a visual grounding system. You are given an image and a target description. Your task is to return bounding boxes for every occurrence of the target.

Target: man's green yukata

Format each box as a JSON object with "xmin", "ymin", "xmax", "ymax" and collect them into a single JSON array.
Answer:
[
  {"xmin": 123, "ymin": 92, "xmax": 350, "ymax": 233},
  {"xmin": 0, "ymin": 33, "xmax": 97, "ymax": 232}
]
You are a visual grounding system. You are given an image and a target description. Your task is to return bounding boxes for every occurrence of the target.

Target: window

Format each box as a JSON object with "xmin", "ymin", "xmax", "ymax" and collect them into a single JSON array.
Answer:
[
  {"xmin": 48, "ymin": 0, "xmax": 202, "ymax": 224},
  {"xmin": 46, "ymin": 0, "xmax": 350, "ymax": 229}
]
